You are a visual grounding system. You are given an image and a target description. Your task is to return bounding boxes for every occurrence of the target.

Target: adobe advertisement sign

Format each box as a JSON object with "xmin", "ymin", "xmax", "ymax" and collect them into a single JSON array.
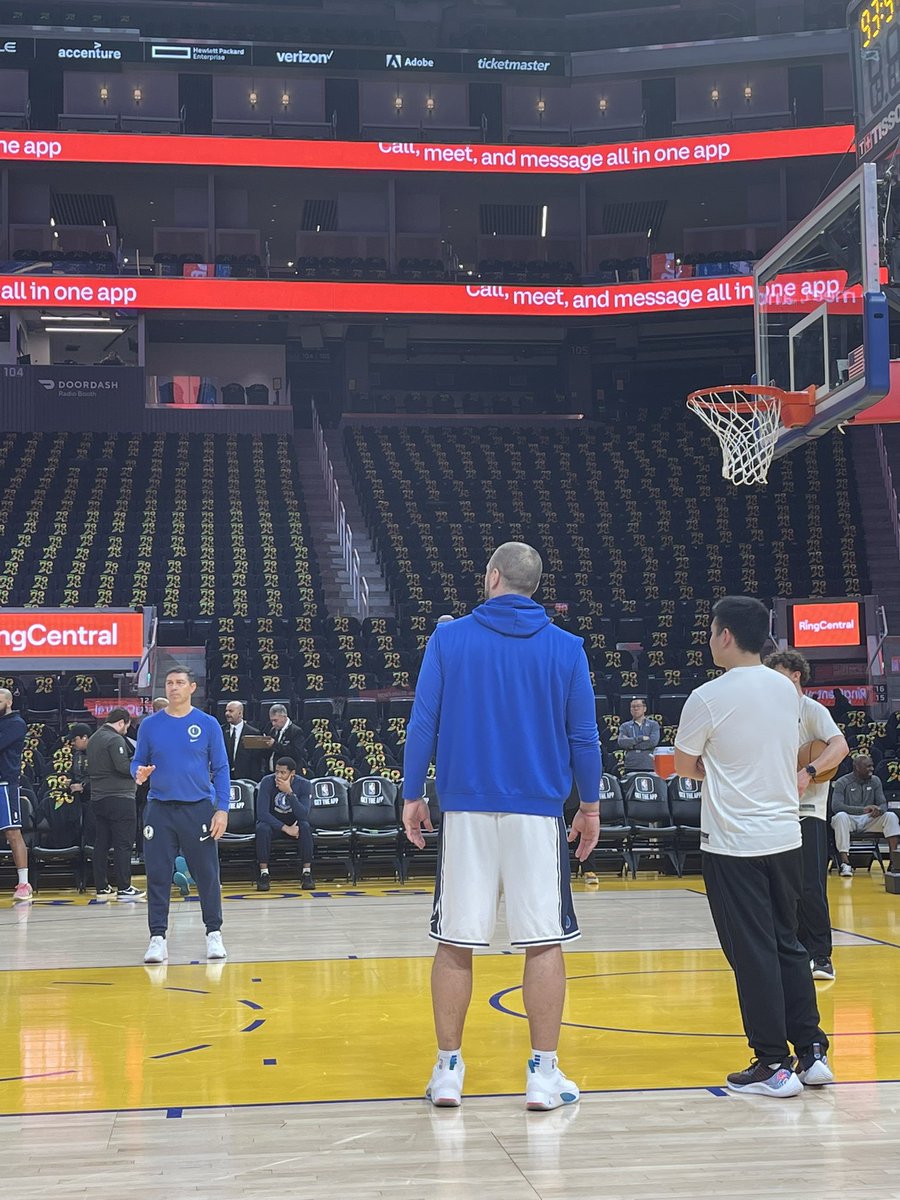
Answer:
[
  {"xmin": 791, "ymin": 602, "xmax": 863, "ymax": 648},
  {"xmin": 0, "ymin": 609, "xmax": 147, "ymax": 671},
  {"xmin": 0, "ymin": 125, "xmax": 853, "ymax": 176}
]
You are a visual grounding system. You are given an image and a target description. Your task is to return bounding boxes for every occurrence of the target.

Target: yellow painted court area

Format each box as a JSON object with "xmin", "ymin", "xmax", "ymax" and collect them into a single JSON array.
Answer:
[{"xmin": 1, "ymin": 876, "xmax": 899, "ymax": 1118}]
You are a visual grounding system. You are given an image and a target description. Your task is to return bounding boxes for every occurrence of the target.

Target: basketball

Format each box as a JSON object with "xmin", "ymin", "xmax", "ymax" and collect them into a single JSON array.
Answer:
[{"xmin": 798, "ymin": 739, "xmax": 839, "ymax": 783}]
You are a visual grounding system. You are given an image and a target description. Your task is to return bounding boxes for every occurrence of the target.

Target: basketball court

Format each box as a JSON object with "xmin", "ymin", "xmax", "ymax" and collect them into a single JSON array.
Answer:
[{"xmin": 2, "ymin": 874, "xmax": 899, "ymax": 1197}]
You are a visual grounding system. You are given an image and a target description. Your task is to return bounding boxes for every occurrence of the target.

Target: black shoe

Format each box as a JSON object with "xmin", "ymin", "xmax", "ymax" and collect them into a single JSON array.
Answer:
[
  {"xmin": 726, "ymin": 1058, "xmax": 802, "ymax": 1097},
  {"xmin": 257, "ymin": 873, "xmax": 270, "ymax": 892},
  {"xmin": 95, "ymin": 885, "xmax": 114, "ymax": 902},
  {"xmin": 796, "ymin": 1042, "xmax": 835, "ymax": 1086},
  {"xmin": 811, "ymin": 957, "xmax": 836, "ymax": 981},
  {"xmin": 301, "ymin": 870, "xmax": 315, "ymax": 890}
]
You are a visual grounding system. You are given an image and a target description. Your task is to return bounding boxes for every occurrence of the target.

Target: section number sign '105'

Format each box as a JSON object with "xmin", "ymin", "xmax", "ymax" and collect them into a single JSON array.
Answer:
[{"xmin": 851, "ymin": 0, "xmax": 900, "ymax": 159}]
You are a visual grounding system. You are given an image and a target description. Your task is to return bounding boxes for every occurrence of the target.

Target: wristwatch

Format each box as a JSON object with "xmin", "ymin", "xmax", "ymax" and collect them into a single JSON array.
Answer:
[{"xmin": 805, "ymin": 764, "xmax": 818, "ymax": 779}]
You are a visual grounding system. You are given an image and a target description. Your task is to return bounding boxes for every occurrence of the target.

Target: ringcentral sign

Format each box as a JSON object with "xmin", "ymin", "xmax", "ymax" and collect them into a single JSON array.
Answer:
[{"xmin": 0, "ymin": 609, "xmax": 148, "ymax": 671}]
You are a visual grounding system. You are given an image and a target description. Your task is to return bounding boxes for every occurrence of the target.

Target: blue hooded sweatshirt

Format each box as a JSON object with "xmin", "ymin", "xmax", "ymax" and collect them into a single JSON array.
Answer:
[{"xmin": 402, "ymin": 594, "xmax": 601, "ymax": 817}]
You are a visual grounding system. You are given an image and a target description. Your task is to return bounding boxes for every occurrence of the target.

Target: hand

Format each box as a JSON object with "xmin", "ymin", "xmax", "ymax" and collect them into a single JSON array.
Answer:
[
  {"xmin": 797, "ymin": 770, "xmax": 810, "ymax": 797},
  {"xmin": 403, "ymin": 799, "xmax": 433, "ymax": 850},
  {"xmin": 568, "ymin": 807, "xmax": 600, "ymax": 862},
  {"xmin": 262, "ymin": 737, "xmax": 275, "ymax": 748},
  {"xmin": 210, "ymin": 810, "xmax": 228, "ymax": 840},
  {"xmin": 135, "ymin": 764, "xmax": 155, "ymax": 785},
  {"xmin": 276, "ymin": 778, "xmax": 293, "ymax": 794},
  {"xmin": 70, "ymin": 782, "xmax": 84, "ymax": 794},
  {"xmin": 864, "ymin": 805, "xmax": 881, "ymax": 817},
  {"xmin": 283, "ymin": 824, "xmax": 300, "ymax": 839}
]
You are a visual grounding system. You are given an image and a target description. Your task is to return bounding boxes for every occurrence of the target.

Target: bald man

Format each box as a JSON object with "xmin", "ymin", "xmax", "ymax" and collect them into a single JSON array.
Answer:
[
  {"xmin": 0, "ymin": 687, "xmax": 31, "ymax": 900},
  {"xmin": 222, "ymin": 700, "xmax": 263, "ymax": 782},
  {"xmin": 403, "ymin": 541, "xmax": 602, "ymax": 1111}
]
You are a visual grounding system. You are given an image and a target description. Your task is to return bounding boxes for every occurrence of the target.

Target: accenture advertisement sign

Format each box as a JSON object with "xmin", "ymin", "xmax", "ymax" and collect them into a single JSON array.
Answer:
[{"xmin": 0, "ymin": 609, "xmax": 150, "ymax": 671}]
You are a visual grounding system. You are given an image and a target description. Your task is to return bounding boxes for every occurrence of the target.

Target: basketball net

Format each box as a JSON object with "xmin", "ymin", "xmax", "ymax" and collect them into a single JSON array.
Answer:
[{"xmin": 686, "ymin": 385, "xmax": 816, "ymax": 487}]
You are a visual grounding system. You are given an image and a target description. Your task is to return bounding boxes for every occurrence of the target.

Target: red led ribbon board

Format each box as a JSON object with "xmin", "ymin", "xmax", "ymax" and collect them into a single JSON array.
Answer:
[
  {"xmin": 0, "ymin": 125, "xmax": 854, "ymax": 175},
  {"xmin": 0, "ymin": 271, "xmax": 866, "ymax": 318}
]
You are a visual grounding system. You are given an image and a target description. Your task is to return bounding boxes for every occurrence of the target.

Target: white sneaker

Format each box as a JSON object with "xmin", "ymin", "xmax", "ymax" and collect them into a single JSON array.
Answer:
[
  {"xmin": 206, "ymin": 930, "xmax": 227, "ymax": 959},
  {"xmin": 840, "ymin": 863, "xmax": 853, "ymax": 877},
  {"xmin": 144, "ymin": 935, "xmax": 167, "ymax": 964},
  {"xmin": 426, "ymin": 1053, "xmax": 465, "ymax": 1107},
  {"xmin": 797, "ymin": 1043, "xmax": 835, "ymax": 1087},
  {"xmin": 525, "ymin": 1058, "xmax": 580, "ymax": 1110}
]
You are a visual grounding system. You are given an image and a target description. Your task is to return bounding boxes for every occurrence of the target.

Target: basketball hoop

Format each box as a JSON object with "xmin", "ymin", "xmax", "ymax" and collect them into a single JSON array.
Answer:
[{"xmin": 686, "ymin": 384, "xmax": 817, "ymax": 486}]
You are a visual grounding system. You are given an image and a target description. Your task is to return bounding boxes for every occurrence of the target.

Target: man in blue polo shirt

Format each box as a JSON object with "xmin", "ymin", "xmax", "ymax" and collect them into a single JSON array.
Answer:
[{"xmin": 132, "ymin": 666, "xmax": 230, "ymax": 964}]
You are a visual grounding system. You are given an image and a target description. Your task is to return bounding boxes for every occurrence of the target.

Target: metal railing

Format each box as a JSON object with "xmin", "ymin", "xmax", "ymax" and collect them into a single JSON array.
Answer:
[
  {"xmin": 312, "ymin": 403, "xmax": 369, "ymax": 619},
  {"xmin": 874, "ymin": 423, "xmax": 900, "ymax": 565}
]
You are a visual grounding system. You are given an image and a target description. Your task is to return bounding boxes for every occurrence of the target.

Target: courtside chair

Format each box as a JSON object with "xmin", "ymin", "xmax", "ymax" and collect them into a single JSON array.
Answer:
[
  {"xmin": 219, "ymin": 779, "xmax": 258, "ymax": 864},
  {"xmin": 308, "ymin": 777, "xmax": 355, "ymax": 882},
  {"xmin": 624, "ymin": 773, "xmax": 680, "ymax": 876},
  {"xmin": 668, "ymin": 775, "xmax": 703, "ymax": 875},
  {"xmin": 591, "ymin": 773, "xmax": 635, "ymax": 878},
  {"xmin": 349, "ymin": 776, "xmax": 402, "ymax": 881}
]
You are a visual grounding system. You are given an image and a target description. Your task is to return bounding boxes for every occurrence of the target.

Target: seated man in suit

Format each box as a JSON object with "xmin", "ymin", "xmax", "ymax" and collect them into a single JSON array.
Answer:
[
  {"xmin": 262, "ymin": 704, "xmax": 306, "ymax": 773},
  {"xmin": 255, "ymin": 756, "xmax": 314, "ymax": 891},
  {"xmin": 223, "ymin": 701, "xmax": 263, "ymax": 782}
]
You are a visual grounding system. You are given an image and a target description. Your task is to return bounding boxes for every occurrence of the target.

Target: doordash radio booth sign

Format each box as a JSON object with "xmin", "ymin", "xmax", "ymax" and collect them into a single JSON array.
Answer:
[{"xmin": 0, "ymin": 609, "xmax": 146, "ymax": 671}]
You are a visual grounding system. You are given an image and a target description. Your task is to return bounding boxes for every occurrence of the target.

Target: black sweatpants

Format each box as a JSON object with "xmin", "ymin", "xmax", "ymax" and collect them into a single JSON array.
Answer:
[
  {"xmin": 798, "ymin": 817, "xmax": 832, "ymax": 961},
  {"xmin": 143, "ymin": 799, "xmax": 223, "ymax": 938},
  {"xmin": 91, "ymin": 795, "xmax": 136, "ymax": 892},
  {"xmin": 702, "ymin": 847, "xmax": 828, "ymax": 1063}
]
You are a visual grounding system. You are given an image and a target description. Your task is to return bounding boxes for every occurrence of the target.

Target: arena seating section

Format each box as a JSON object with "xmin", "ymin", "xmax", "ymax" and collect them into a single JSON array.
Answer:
[{"xmin": 0, "ymin": 414, "xmax": 888, "ymax": 883}]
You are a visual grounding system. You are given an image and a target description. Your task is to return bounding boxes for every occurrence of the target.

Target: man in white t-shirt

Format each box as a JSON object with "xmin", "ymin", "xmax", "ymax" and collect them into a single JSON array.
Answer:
[
  {"xmin": 674, "ymin": 596, "xmax": 832, "ymax": 1099},
  {"xmin": 764, "ymin": 651, "xmax": 848, "ymax": 983}
]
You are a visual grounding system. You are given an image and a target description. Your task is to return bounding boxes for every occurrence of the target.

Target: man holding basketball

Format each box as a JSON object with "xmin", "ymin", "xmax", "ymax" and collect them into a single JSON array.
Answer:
[
  {"xmin": 674, "ymin": 596, "xmax": 832, "ymax": 1098},
  {"xmin": 764, "ymin": 651, "xmax": 848, "ymax": 982}
]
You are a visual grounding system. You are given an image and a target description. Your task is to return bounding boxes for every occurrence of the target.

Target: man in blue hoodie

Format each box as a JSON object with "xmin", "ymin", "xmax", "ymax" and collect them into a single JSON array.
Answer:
[
  {"xmin": 403, "ymin": 542, "xmax": 602, "ymax": 1111},
  {"xmin": 131, "ymin": 666, "xmax": 230, "ymax": 965}
]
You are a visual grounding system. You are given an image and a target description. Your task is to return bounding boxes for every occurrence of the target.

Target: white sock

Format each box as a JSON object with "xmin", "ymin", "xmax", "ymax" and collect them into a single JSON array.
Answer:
[
  {"xmin": 437, "ymin": 1048, "xmax": 462, "ymax": 1071},
  {"xmin": 531, "ymin": 1049, "xmax": 558, "ymax": 1075},
  {"xmin": 259, "ymin": 868, "xmax": 269, "ymax": 874},
  {"xmin": 17, "ymin": 868, "xmax": 28, "ymax": 885}
]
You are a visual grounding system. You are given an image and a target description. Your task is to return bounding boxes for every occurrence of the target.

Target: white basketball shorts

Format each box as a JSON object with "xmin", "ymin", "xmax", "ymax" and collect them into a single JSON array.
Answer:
[
  {"xmin": 430, "ymin": 810, "xmax": 580, "ymax": 948},
  {"xmin": 0, "ymin": 782, "xmax": 22, "ymax": 831}
]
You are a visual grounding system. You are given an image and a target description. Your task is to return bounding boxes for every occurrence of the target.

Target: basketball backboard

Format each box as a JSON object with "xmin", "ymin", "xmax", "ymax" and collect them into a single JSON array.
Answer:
[{"xmin": 754, "ymin": 161, "xmax": 890, "ymax": 460}]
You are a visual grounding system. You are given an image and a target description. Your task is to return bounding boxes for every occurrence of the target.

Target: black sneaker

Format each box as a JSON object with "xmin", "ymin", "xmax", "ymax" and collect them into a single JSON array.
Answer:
[
  {"xmin": 796, "ymin": 1042, "xmax": 835, "ymax": 1087},
  {"xmin": 301, "ymin": 870, "xmax": 315, "ymax": 890},
  {"xmin": 726, "ymin": 1058, "xmax": 803, "ymax": 1097},
  {"xmin": 95, "ymin": 885, "xmax": 114, "ymax": 902},
  {"xmin": 811, "ymin": 957, "xmax": 836, "ymax": 981},
  {"xmin": 117, "ymin": 886, "xmax": 145, "ymax": 900},
  {"xmin": 257, "ymin": 872, "xmax": 271, "ymax": 892}
]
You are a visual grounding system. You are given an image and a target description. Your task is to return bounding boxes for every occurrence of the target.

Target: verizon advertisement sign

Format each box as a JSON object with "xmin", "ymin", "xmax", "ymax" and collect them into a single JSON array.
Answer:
[
  {"xmin": 0, "ymin": 609, "xmax": 146, "ymax": 671},
  {"xmin": 0, "ymin": 126, "xmax": 852, "ymax": 175},
  {"xmin": 792, "ymin": 602, "xmax": 863, "ymax": 648},
  {"xmin": 0, "ymin": 271, "xmax": 864, "ymax": 320}
]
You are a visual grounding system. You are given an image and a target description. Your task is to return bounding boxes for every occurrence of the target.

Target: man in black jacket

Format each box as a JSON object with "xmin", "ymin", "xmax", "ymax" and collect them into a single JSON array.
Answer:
[
  {"xmin": 262, "ymin": 704, "xmax": 306, "ymax": 773},
  {"xmin": 223, "ymin": 700, "xmax": 264, "ymax": 782},
  {"xmin": 0, "ymin": 687, "xmax": 31, "ymax": 900},
  {"xmin": 86, "ymin": 708, "xmax": 144, "ymax": 900}
]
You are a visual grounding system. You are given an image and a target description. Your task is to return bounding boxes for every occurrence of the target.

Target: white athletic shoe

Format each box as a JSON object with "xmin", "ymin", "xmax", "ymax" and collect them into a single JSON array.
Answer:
[
  {"xmin": 525, "ymin": 1058, "xmax": 580, "ymax": 1110},
  {"xmin": 143, "ymin": 935, "xmax": 167, "ymax": 964},
  {"xmin": 206, "ymin": 930, "xmax": 227, "ymax": 959},
  {"xmin": 426, "ymin": 1053, "xmax": 465, "ymax": 1107},
  {"xmin": 839, "ymin": 863, "xmax": 853, "ymax": 877},
  {"xmin": 797, "ymin": 1043, "xmax": 835, "ymax": 1087}
]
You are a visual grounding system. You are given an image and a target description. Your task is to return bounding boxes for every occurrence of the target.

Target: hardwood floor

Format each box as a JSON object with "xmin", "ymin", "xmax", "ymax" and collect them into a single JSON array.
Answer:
[{"xmin": 2, "ymin": 871, "xmax": 899, "ymax": 1198}]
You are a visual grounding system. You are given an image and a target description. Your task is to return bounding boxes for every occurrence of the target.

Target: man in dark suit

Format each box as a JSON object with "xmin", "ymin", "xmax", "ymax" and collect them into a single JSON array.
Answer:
[
  {"xmin": 262, "ymin": 704, "xmax": 306, "ymax": 773},
  {"xmin": 223, "ymin": 701, "xmax": 263, "ymax": 782}
]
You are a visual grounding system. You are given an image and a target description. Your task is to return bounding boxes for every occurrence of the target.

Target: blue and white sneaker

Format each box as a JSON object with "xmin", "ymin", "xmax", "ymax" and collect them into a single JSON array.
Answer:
[
  {"xmin": 426, "ymin": 1052, "xmax": 465, "ymax": 1107},
  {"xmin": 797, "ymin": 1043, "xmax": 835, "ymax": 1087},
  {"xmin": 525, "ymin": 1056, "xmax": 580, "ymax": 1110},
  {"xmin": 726, "ymin": 1058, "xmax": 803, "ymax": 1098}
]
